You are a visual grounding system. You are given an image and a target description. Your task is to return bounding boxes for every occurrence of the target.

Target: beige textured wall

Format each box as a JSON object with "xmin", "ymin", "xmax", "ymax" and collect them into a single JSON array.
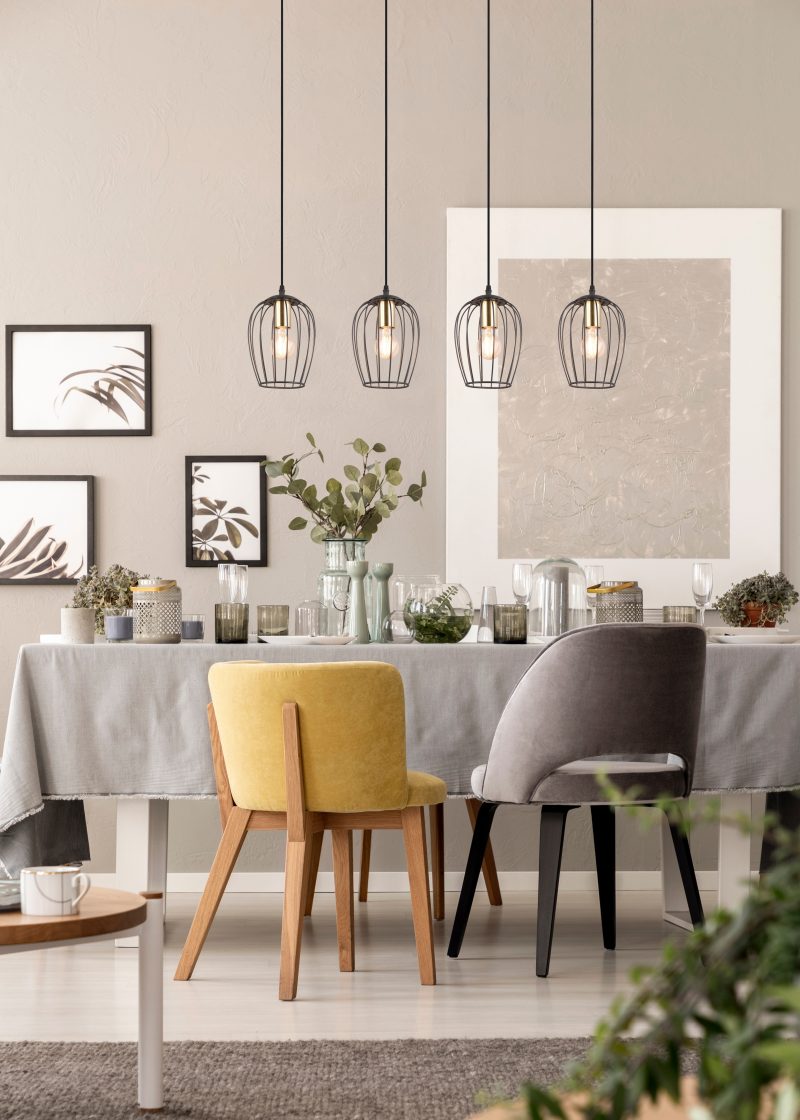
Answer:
[{"xmin": 0, "ymin": 0, "xmax": 793, "ymax": 876}]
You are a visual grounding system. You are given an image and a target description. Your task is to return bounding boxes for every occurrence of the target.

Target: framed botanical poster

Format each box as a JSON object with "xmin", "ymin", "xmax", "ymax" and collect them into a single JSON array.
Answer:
[
  {"xmin": 0, "ymin": 476, "xmax": 95, "ymax": 584},
  {"xmin": 446, "ymin": 207, "xmax": 781, "ymax": 606},
  {"xmin": 185, "ymin": 456, "xmax": 267, "ymax": 567},
  {"xmin": 6, "ymin": 325, "xmax": 152, "ymax": 436}
]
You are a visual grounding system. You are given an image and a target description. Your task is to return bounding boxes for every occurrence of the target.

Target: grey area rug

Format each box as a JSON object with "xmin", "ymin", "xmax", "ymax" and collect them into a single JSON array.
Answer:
[{"xmin": 0, "ymin": 1039, "xmax": 591, "ymax": 1120}]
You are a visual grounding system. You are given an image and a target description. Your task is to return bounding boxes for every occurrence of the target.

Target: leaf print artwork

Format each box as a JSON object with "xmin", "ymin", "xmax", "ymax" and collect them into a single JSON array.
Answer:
[
  {"xmin": 191, "ymin": 464, "xmax": 258, "ymax": 562},
  {"xmin": 0, "ymin": 518, "xmax": 82, "ymax": 580},
  {"xmin": 54, "ymin": 347, "xmax": 146, "ymax": 426}
]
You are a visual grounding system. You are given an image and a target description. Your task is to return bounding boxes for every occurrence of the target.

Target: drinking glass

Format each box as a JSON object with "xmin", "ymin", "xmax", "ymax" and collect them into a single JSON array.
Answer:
[
  {"xmin": 257, "ymin": 605, "xmax": 289, "ymax": 637},
  {"xmin": 232, "ymin": 564, "xmax": 249, "ymax": 604},
  {"xmin": 692, "ymin": 562, "xmax": 714, "ymax": 627},
  {"xmin": 584, "ymin": 565, "xmax": 604, "ymax": 624},
  {"xmin": 215, "ymin": 603, "xmax": 249, "ymax": 643},
  {"xmin": 295, "ymin": 601, "xmax": 323, "ymax": 637},
  {"xmin": 511, "ymin": 562, "xmax": 533, "ymax": 606},
  {"xmin": 493, "ymin": 604, "xmax": 528, "ymax": 644},
  {"xmin": 477, "ymin": 585, "xmax": 497, "ymax": 643},
  {"xmin": 218, "ymin": 564, "xmax": 236, "ymax": 603}
]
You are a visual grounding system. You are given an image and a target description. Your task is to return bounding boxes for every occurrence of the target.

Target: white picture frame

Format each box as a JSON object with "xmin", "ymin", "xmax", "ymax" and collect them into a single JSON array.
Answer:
[{"xmin": 446, "ymin": 208, "xmax": 781, "ymax": 607}]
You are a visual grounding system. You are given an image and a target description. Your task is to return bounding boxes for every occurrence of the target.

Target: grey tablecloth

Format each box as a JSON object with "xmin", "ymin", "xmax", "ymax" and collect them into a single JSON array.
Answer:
[{"xmin": 2, "ymin": 642, "xmax": 800, "ymax": 844}]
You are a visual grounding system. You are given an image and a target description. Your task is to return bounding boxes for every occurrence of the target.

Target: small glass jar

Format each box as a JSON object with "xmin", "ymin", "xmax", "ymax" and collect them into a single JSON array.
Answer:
[
  {"xmin": 104, "ymin": 608, "xmax": 134, "ymax": 643},
  {"xmin": 257, "ymin": 604, "xmax": 289, "ymax": 637},
  {"xmin": 181, "ymin": 614, "xmax": 205, "ymax": 641},
  {"xmin": 295, "ymin": 601, "xmax": 323, "ymax": 637},
  {"xmin": 493, "ymin": 603, "xmax": 528, "ymax": 644},
  {"xmin": 593, "ymin": 581, "xmax": 644, "ymax": 624},
  {"xmin": 530, "ymin": 558, "xmax": 588, "ymax": 639},
  {"xmin": 215, "ymin": 603, "xmax": 249, "ymax": 643},
  {"xmin": 404, "ymin": 582, "xmax": 473, "ymax": 644}
]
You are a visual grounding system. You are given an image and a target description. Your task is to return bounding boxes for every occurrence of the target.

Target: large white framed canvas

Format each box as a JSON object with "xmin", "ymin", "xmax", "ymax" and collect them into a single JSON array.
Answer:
[{"xmin": 446, "ymin": 208, "xmax": 781, "ymax": 607}]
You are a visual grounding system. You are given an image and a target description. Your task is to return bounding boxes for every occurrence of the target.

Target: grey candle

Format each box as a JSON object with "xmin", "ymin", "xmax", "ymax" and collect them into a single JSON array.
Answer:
[
  {"xmin": 181, "ymin": 616, "xmax": 205, "ymax": 641},
  {"xmin": 104, "ymin": 611, "xmax": 133, "ymax": 643}
]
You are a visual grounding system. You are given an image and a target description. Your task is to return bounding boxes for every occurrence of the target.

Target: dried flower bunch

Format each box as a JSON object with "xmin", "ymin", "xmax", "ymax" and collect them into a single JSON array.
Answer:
[{"xmin": 71, "ymin": 563, "xmax": 145, "ymax": 634}]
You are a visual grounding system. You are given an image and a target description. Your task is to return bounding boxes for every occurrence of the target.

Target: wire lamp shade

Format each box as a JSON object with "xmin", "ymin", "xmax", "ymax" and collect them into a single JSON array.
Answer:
[
  {"xmin": 352, "ymin": 0, "xmax": 419, "ymax": 388},
  {"xmin": 353, "ymin": 291, "xmax": 419, "ymax": 389},
  {"xmin": 558, "ymin": 292, "xmax": 625, "ymax": 389},
  {"xmin": 455, "ymin": 0, "xmax": 522, "ymax": 390},
  {"xmin": 248, "ymin": 291, "xmax": 315, "ymax": 389},
  {"xmin": 559, "ymin": 0, "xmax": 624, "ymax": 389},
  {"xmin": 455, "ymin": 292, "xmax": 522, "ymax": 389},
  {"xmin": 248, "ymin": 0, "xmax": 315, "ymax": 390}
]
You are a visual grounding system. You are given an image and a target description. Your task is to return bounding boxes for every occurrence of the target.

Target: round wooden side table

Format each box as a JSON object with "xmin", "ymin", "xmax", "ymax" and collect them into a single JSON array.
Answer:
[{"xmin": 0, "ymin": 887, "xmax": 164, "ymax": 1112}]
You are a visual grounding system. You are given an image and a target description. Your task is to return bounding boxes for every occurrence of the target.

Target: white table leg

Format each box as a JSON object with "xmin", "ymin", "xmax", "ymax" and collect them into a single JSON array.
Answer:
[
  {"xmin": 661, "ymin": 812, "xmax": 693, "ymax": 931},
  {"xmin": 718, "ymin": 792, "xmax": 754, "ymax": 911},
  {"xmin": 116, "ymin": 800, "xmax": 169, "ymax": 947},
  {"xmin": 138, "ymin": 893, "xmax": 164, "ymax": 1112}
]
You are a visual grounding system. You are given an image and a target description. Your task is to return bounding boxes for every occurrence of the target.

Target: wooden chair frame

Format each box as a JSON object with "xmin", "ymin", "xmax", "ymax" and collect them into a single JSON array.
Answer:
[{"xmin": 174, "ymin": 704, "xmax": 436, "ymax": 1000}]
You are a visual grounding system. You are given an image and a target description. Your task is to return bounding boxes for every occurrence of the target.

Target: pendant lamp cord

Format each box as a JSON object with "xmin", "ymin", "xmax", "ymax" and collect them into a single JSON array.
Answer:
[
  {"xmin": 486, "ymin": 0, "xmax": 491, "ymax": 294},
  {"xmin": 279, "ymin": 0, "xmax": 285, "ymax": 294},
  {"xmin": 383, "ymin": 0, "xmax": 389, "ymax": 294},
  {"xmin": 589, "ymin": 0, "xmax": 594, "ymax": 293}
]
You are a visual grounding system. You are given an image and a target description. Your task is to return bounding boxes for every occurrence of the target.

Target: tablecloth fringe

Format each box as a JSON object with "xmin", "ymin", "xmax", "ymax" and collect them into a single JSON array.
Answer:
[{"xmin": 0, "ymin": 800, "xmax": 45, "ymax": 831}]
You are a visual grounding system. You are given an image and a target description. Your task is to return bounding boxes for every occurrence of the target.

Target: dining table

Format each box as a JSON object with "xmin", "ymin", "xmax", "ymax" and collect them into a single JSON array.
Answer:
[{"xmin": 1, "ymin": 639, "xmax": 799, "ymax": 938}]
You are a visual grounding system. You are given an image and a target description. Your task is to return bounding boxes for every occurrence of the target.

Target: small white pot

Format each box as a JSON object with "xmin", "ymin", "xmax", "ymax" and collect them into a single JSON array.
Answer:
[{"xmin": 60, "ymin": 607, "xmax": 95, "ymax": 644}]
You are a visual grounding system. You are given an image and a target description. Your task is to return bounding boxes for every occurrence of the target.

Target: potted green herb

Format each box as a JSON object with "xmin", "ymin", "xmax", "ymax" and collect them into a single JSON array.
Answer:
[
  {"xmin": 263, "ymin": 434, "xmax": 427, "ymax": 544},
  {"xmin": 72, "ymin": 563, "xmax": 145, "ymax": 635},
  {"xmin": 715, "ymin": 571, "xmax": 799, "ymax": 628}
]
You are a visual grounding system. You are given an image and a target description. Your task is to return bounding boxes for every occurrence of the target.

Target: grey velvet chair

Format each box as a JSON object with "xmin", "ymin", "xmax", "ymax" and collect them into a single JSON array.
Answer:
[{"xmin": 447, "ymin": 624, "xmax": 707, "ymax": 977}]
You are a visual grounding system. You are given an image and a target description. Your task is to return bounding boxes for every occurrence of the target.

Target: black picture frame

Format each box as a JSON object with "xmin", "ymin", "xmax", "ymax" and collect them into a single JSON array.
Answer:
[
  {"xmin": 185, "ymin": 456, "xmax": 268, "ymax": 568},
  {"xmin": 0, "ymin": 475, "xmax": 95, "ymax": 585},
  {"xmin": 6, "ymin": 324, "xmax": 152, "ymax": 437}
]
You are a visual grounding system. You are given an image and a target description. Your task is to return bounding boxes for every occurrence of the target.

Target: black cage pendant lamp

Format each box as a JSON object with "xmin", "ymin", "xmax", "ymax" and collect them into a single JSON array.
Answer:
[
  {"xmin": 248, "ymin": 0, "xmax": 315, "ymax": 389},
  {"xmin": 454, "ymin": 0, "xmax": 522, "ymax": 390},
  {"xmin": 352, "ymin": 0, "xmax": 419, "ymax": 388},
  {"xmin": 558, "ymin": 0, "xmax": 625, "ymax": 389}
]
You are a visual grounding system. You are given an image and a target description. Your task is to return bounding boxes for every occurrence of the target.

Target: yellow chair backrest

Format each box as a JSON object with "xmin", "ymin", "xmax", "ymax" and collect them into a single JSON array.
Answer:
[{"xmin": 208, "ymin": 661, "xmax": 409, "ymax": 813}]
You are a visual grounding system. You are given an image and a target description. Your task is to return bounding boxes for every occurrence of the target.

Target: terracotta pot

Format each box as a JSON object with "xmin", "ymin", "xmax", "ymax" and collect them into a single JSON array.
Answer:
[{"xmin": 743, "ymin": 602, "xmax": 777, "ymax": 628}]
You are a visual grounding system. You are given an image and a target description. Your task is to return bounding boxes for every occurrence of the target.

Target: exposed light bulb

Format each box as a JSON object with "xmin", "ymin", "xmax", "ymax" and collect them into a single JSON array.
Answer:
[
  {"xmin": 582, "ymin": 325, "xmax": 605, "ymax": 361},
  {"xmin": 377, "ymin": 325, "xmax": 397, "ymax": 360},
  {"xmin": 480, "ymin": 325, "xmax": 502, "ymax": 361},
  {"xmin": 273, "ymin": 326, "xmax": 295, "ymax": 361}
]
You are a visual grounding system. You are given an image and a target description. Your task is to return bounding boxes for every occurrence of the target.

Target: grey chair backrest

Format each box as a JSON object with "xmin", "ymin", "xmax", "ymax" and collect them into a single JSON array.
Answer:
[{"xmin": 480, "ymin": 624, "xmax": 707, "ymax": 804}]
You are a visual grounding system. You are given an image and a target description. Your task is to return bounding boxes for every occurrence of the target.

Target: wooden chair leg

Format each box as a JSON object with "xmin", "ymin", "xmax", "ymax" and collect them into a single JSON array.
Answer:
[
  {"xmin": 332, "ymin": 829, "xmax": 355, "ymax": 972},
  {"xmin": 448, "ymin": 801, "xmax": 498, "ymax": 958},
  {"xmin": 430, "ymin": 802, "xmax": 445, "ymax": 921},
  {"xmin": 279, "ymin": 835, "xmax": 313, "ymax": 1000},
  {"xmin": 174, "ymin": 806, "xmax": 251, "ymax": 981},
  {"xmin": 358, "ymin": 830, "xmax": 372, "ymax": 902},
  {"xmin": 537, "ymin": 805, "xmax": 574, "ymax": 978},
  {"xmin": 667, "ymin": 816, "xmax": 705, "ymax": 927},
  {"xmin": 401, "ymin": 806, "xmax": 436, "ymax": 986},
  {"xmin": 466, "ymin": 797, "xmax": 503, "ymax": 906},
  {"xmin": 591, "ymin": 805, "xmax": 616, "ymax": 950},
  {"xmin": 304, "ymin": 830, "xmax": 324, "ymax": 917}
]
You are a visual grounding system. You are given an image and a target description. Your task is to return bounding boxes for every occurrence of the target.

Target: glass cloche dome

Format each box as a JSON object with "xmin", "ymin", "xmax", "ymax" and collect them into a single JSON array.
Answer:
[{"xmin": 530, "ymin": 558, "xmax": 588, "ymax": 639}]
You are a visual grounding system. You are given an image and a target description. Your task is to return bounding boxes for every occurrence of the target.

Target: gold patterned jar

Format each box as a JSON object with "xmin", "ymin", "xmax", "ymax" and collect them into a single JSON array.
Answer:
[{"xmin": 132, "ymin": 579, "xmax": 182, "ymax": 644}]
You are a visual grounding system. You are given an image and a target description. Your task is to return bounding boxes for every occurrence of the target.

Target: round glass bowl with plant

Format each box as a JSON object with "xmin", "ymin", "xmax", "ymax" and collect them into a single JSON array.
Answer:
[
  {"xmin": 263, "ymin": 434, "xmax": 427, "ymax": 545},
  {"xmin": 715, "ymin": 570, "xmax": 799, "ymax": 628},
  {"xmin": 404, "ymin": 583, "xmax": 473, "ymax": 644},
  {"xmin": 71, "ymin": 563, "xmax": 145, "ymax": 635}
]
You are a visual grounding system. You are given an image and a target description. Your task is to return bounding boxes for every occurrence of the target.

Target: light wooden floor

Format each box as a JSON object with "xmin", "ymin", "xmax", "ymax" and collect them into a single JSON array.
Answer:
[{"xmin": 0, "ymin": 890, "xmax": 702, "ymax": 1042}]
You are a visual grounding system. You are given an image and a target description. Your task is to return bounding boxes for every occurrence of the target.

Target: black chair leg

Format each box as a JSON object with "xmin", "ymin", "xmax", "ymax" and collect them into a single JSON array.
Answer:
[
  {"xmin": 447, "ymin": 802, "xmax": 498, "ymax": 958},
  {"xmin": 536, "ymin": 805, "xmax": 574, "ymax": 978},
  {"xmin": 591, "ymin": 805, "xmax": 616, "ymax": 950},
  {"xmin": 667, "ymin": 816, "xmax": 704, "ymax": 927}
]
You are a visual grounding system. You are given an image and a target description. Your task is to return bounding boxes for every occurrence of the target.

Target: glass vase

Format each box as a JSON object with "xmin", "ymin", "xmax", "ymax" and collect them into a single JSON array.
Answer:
[{"xmin": 317, "ymin": 539, "xmax": 367, "ymax": 636}]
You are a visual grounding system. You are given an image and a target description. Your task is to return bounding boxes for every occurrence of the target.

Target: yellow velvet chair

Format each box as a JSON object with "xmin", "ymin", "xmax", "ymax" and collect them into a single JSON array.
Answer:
[{"xmin": 174, "ymin": 661, "xmax": 446, "ymax": 1000}]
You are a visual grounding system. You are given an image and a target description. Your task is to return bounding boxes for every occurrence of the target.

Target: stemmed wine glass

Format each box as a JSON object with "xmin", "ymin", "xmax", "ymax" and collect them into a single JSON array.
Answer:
[
  {"xmin": 692, "ymin": 562, "xmax": 714, "ymax": 627},
  {"xmin": 512, "ymin": 563, "xmax": 533, "ymax": 607}
]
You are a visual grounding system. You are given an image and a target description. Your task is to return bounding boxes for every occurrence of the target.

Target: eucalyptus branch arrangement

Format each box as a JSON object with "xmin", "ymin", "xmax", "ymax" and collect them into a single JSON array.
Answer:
[
  {"xmin": 264, "ymin": 434, "xmax": 427, "ymax": 544},
  {"xmin": 72, "ymin": 563, "xmax": 145, "ymax": 634}
]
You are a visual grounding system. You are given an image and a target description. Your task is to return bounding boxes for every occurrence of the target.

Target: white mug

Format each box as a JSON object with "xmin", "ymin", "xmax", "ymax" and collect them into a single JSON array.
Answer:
[{"xmin": 20, "ymin": 866, "xmax": 91, "ymax": 916}]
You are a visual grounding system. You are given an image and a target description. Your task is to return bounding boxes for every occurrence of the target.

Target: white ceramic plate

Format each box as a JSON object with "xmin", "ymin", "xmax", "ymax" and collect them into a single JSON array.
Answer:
[
  {"xmin": 257, "ymin": 635, "xmax": 315, "ymax": 646},
  {"xmin": 309, "ymin": 636, "xmax": 356, "ymax": 646},
  {"xmin": 717, "ymin": 632, "xmax": 800, "ymax": 645}
]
